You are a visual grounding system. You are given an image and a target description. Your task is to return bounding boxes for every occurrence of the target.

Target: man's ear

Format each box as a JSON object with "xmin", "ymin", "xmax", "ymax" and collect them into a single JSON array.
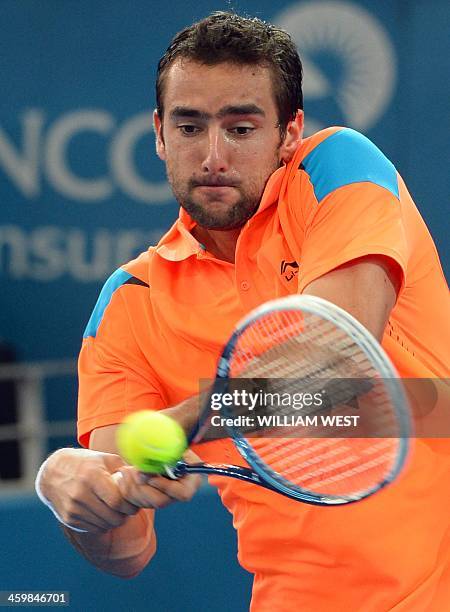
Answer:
[
  {"xmin": 279, "ymin": 110, "xmax": 304, "ymax": 164},
  {"xmin": 153, "ymin": 109, "xmax": 166, "ymax": 161}
]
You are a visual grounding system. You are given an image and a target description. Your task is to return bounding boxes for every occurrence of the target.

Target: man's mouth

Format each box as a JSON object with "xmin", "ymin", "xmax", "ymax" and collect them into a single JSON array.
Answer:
[{"xmin": 191, "ymin": 177, "xmax": 239, "ymax": 188}]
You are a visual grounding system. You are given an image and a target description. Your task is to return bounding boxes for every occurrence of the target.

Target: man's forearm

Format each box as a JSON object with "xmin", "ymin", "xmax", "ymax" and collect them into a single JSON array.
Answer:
[
  {"xmin": 164, "ymin": 393, "xmax": 202, "ymax": 434},
  {"xmin": 62, "ymin": 510, "xmax": 156, "ymax": 578}
]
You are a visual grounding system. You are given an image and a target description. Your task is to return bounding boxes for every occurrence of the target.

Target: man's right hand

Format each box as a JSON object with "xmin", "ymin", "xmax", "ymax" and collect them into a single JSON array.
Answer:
[
  {"xmin": 38, "ymin": 448, "xmax": 140, "ymax": 533},
  {"xmin": 38, "ymin": 447, "xmax": 203, "ymax": 534}
]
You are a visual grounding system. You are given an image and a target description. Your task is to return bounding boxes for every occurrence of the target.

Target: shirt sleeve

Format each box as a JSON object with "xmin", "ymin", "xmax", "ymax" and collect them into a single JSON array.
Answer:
[
  {"xmin": 77, "ymin": 269, "xmax": 165, "ymax": 448},
  {"xmin": 290, "ymin": 128, "xmax": 409, "ymax": 292},
  {"xmin": 297, "ymin": 181, "xmax": 408, "ymax": 292}
]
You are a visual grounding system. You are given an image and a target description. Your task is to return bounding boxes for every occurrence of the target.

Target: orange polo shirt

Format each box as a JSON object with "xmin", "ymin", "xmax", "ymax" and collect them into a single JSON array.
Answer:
[{"xmin": 78, "ymin": 127, "xmax": 450, "ymax": 611}]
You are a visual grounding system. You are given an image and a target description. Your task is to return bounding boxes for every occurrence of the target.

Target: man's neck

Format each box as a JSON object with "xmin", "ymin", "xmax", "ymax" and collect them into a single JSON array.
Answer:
[{"xmin": 192, "ymin": 225, "xmax": 241, "ymax": 263}]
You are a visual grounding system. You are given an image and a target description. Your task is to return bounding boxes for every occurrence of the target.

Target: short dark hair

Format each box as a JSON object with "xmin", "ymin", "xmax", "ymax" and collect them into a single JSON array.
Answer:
[{"xmin": 156, "ymin": 11, "xmax": 303, "ymax": 136}]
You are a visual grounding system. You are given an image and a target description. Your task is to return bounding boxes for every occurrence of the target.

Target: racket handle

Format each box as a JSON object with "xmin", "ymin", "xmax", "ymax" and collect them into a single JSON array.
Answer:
[{"xmin": 111, "ymin": 468, "xmax": 178, "ymax": 484}]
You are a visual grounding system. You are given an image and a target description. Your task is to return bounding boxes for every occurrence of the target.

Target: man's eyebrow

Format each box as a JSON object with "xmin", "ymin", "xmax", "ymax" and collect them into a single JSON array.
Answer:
[
  {"xmin": 169, "ymin": 107, "xmax": 211, "ymax": 121},
  {"xmin": 169, "ymin": 104, "xmax": 265, "ymax": 121},
  {"xmin": 217, "ymin": 104, "xmax": 265, "ymax": 118}
]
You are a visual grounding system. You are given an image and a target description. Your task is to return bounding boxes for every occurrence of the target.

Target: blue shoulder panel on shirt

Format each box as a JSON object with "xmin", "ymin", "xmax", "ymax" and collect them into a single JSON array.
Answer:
[
  {"xmin": 83, "ymin": 269, "xmax": 132, "ymax": 338},
  {"xmin": 301, "ymin": 128, "xmax": 399, "ymax": 203}
]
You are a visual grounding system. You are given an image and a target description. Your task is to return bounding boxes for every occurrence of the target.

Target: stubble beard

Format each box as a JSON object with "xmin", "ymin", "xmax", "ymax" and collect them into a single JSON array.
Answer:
[
  {"xmin": 176, "ymin": 187, "xmax": 261, "ymax": 230},
  {"xmin": 167, "ymin": 164, "xmax": 280, "ymax": 231}
]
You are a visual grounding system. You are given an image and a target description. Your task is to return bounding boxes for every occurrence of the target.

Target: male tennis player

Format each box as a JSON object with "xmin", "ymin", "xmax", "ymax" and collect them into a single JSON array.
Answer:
[{"xmin": 36, "ymin": 12, "xmax": 450, "ymax": 611}]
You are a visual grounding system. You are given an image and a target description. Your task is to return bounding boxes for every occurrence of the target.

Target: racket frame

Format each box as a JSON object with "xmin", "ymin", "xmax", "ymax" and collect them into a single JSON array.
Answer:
[{"xmin": 182, "ymin": 295, "xmax": 411, "ymax": 505}]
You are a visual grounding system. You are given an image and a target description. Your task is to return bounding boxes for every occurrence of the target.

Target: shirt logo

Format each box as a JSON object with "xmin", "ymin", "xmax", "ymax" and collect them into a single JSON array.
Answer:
[{"xmin": 280, "ymin": 260, "xmax": 299, "ymax": 282}]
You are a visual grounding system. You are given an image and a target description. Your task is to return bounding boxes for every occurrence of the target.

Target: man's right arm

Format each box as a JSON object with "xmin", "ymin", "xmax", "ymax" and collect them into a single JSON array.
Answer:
[{"xmin": 37, "ymin": 423, "xmax": 202, "ymax": 578}]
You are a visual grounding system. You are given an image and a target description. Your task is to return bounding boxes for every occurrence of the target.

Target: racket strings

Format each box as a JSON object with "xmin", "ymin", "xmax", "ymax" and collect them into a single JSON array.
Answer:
[
  {"xmin": 274, "ymin": 438, "xmax": 394, "ymax": 477},
  {"xmin": 229, "ymin": 310, "xmax": 399, "ymax": 426},
  {"xmin": 224, "ymin": 307, "xmax": 404, "ymax": 497},
  {"xmin": 232, "ymin": 312, "xmax": 376, "ymax": 380},
  {"xmin": 295, "ymin": 443, "xmax": 397, "ymax": 488},
  {"xmin": 251, "ymin": 436, "xmax": 398, "ymax": 495}
]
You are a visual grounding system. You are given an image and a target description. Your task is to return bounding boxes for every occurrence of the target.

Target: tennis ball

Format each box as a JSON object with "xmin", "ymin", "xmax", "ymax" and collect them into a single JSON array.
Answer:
[{"xmin": 116, "ymin": 410, "xmax": 187, "ymax": 474}]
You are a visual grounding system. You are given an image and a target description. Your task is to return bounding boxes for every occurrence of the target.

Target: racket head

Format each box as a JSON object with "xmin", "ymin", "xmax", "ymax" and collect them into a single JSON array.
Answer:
[{"xmin": 213, "ymin": 295, "xmax": 411, "ymax": 505}]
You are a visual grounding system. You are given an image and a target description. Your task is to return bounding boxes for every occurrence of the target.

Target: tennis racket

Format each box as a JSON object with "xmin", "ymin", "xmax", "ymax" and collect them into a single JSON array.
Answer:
[{"xmin": 135, "ymin": 295, "xmax": 411, "ymax": 506}]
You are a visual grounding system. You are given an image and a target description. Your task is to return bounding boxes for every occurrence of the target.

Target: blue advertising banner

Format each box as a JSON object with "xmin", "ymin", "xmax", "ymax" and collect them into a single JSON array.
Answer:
[{"xmin": 1, "ymin": 0, "xmax": 448, "ymax": 366}]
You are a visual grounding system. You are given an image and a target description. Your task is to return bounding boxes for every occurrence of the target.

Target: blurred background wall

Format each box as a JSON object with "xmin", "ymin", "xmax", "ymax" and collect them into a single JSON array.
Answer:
[{"xmin": 0, "ymin": 1, "xmax": 448, "ymax": 610}]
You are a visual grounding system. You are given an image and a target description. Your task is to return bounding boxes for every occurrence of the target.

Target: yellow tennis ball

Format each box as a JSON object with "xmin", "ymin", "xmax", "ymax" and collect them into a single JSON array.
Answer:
[{"xmin": 116, "ymin": 410, "xmax": 187, "ymax": 474}]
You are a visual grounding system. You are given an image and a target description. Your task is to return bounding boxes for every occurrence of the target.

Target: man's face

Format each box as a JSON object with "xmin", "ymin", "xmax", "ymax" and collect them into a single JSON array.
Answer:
[{"xmin": 154, "ymin": 60, "xmax": 301, "ymax": 230}]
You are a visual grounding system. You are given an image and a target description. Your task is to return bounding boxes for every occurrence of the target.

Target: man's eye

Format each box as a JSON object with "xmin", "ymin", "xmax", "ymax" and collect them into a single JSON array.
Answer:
[
  {"xmin": 229, "ymin": 126, "xmax": 254, "ymax": 136},
  {"xmin": 178, "ymin": 125, "xmax": 201, "ymax": 135}
]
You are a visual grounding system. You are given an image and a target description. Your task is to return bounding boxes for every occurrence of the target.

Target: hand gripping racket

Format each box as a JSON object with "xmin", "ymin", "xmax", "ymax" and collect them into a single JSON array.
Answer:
[{"xmin": 136, "ymin": 296, "xmax": 411, "ymax": 506}]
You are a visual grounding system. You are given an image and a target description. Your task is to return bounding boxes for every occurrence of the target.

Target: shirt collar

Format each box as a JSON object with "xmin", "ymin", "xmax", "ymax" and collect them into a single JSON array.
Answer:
[{"xmin": 155, "ymin": 208, "xmax": 202, "ymax": 262}]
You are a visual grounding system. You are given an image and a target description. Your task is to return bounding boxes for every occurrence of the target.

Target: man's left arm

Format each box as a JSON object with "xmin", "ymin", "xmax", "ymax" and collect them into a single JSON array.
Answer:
[
  {"xmin": 302, "ymin": 254, "xmax": 402, "ymax": 342},
  {"xmin": 288, "ymin": 129, "xmax": 410, "ymax": 342}
]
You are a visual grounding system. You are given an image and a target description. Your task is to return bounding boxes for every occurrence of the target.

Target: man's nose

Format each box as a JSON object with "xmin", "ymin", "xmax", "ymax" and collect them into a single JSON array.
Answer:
[{"xmin": 201, "ymin": 128, "xmax": 230, "ymax": 174}]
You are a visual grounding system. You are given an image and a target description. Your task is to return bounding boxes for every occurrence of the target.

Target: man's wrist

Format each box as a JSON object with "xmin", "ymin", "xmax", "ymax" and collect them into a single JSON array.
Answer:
[{"xmin": 35, "ymin": 450, "xmax": 88, "ymax": 533}]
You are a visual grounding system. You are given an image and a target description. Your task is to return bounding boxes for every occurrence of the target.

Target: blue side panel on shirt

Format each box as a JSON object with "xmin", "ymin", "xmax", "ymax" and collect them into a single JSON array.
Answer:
[
  {"xmin": 83, "ymin": 269, "xmax": 132, "ymax": 338},
  {"xmin": 302, "ymin": 128, "xmax": 399, "ymax": 203}
]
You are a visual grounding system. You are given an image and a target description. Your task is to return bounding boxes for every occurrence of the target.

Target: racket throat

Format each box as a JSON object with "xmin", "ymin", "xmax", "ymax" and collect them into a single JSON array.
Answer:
[{"xmin": 174, "ymin": 461, "xmax": 262, "ymax": 484}]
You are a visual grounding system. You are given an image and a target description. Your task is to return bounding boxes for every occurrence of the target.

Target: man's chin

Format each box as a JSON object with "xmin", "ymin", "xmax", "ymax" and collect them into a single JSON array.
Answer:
[
  {"xmin": 201, "ymin": 219, "xmax": 248, "ymax": 231},
  {"xmin": 189, "ymin": 211, "xmax": 247, "ymax": 231},
  {"xmin": 178, "ymin": 191, "xmax": 260, "ymax": 230}
]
